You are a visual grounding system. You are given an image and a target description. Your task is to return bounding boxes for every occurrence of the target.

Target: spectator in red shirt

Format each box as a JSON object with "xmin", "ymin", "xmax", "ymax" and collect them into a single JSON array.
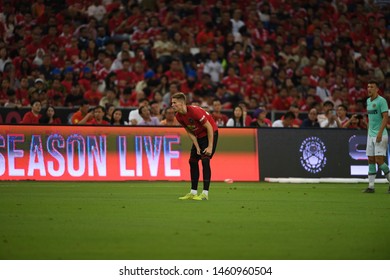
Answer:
[
  {"xmin": 196, "ymin": 21, "xmax": 215, "ymax": 49},
  {"xmin": 113, "ymin": 63, "xmax": 134, "ymax": 91},
  {"xmin": 65, "ymin": 37, "xmax": 80, "ymax": 62},
  {"xmin": 47, "ymin": 78, "xmax": 66, "ymax": 106},
  {"xmin": 61, "ymin": 67, "xmax": 74, "ymax": 94},
  {"xmin": 78, "ymin": 67, "xmax": 93, "ymax": 92},
  {"xmin": 222, "ymin": 66, "xmax": 243, "ymax": 101},
  {"xmin": 108, "ymin": 8, "xmax": 129, "ymax": 42},
  {"xmin": 272, "ymin": 87, "xmax": 291, "ymax": 111},
  {"xmin": 131, "ymin": 20, "xmax": 150, "ymax": 50},
  {"xmin": 32, "ymin": 0, "xmax": 45, "ymax": 19},
  {"xmin": 250, "ymin": 20, "xmax": 270, "ymax": 47},
  {"xmin": 126, "ymin": 3, "xmax": 145, "ymax": 31},
  {"xmin": 51, "ymin": 45, "xmax": 66, "ymax": 69},
  {"xmin": 244, "ymin": 74, "xmax": 266, "ymax": 104},
  {"xmin": 73, "ymin": 49, "xmax": 90, "ymax": 73},
  {"xmin": 58, "ymin": 22, "xmax": 73, "ymax": 48},
  {"xmin": 26, "ymin": 28, "xmax": 44, "ymax": 59},
  {"xmin": 78, "ymin": 105, "xmax": 110, "ymax": 125},
  {"xmin": 16, "ymin": 77, "xmax": 30, "ymax": 106},
  {"xmin": 211, "ymin": 98, "xmax": 229, "ymax": 127},
  {"xmin": 146, "ymin": 15, "xmax": 162, "ymax": 39},
  {"xmin": 42, "ymin": 25, "xmax": 58, "ymax": 47},
  {"xmin": 84, "ymin": 79, "xmax": 103, "ymax": 105},
  {"xmin": 348, "ymin": 78, "xmax": 367, "ymax": 104},
  {"xmin": 20, "ymin": 100, "xmax": 42, "ymax": 124},
  {"xmin": 97, "ymin": 57, "xmax": 112, "ymax": 83},
  {"xmin": 132, "ymin": 61, "xmax": 146, "ymax": 84},
  {"xmin": 12, "ymin": 46, "xmax": 29, "ymax": 72},
  {"xmin": 70, "ymin": 100, "xmax": 89, "ymax": 124},
  {"xmin": 165, "ymin": 58, "xmax": 186, "ymax": 85},
  {"xmin": 320, "ymin": 23, "xmax": 337, "ymax": 51}
]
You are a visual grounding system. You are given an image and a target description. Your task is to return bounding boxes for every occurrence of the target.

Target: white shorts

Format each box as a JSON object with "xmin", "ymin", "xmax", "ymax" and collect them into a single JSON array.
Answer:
[{"xmin": 366, "ymin": 135, "xmax": 388, "ymax": 157}]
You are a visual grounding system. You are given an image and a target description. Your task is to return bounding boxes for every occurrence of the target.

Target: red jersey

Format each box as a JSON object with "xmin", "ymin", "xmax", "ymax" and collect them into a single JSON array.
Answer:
[
  {"xmin": 244, "ymin": 83, "xmax": 264, "ymax": 100},
  {"xmin": 97, "ymin": 67, "xmax": 110, "ymax": 82},
  {"xmin": 84, "ymin": 90, "xmax": 102, "ymax": 105},
  {"xmin": 71, "ymin": 111, "xmax": 85, "ymax": 124},
  {"xmin": 21, "ymin": 112, "xmax": 41, "ymax": 124},
  {"xmin": 165, "ymin": 70, "xmax": 186, "ymax": 84},
  {"xmin": 196, "ymin": 30, "xmax": 215, "ymax": 48},
  {"xmin": 108, "ymin": 14, "xmax": 125, "ymax": 34},
  {"xmin": 176, "ymin": 105, "xmax": 218, "ymax": 138},
  {"xmin": 61, "ymin": 80, "xmax": 73, "ymax": 94},
  {"xmin": 222, "ymin": 75, "xmax": 242, "ymax": 94},
  {"xmin": 87, "ymin": 119, "xmax": 110, "ymax": 125},
  {"xmin": 115, "ymin": 70, "xmax": 137, "ymax": 87},
  {"xmin": 348, "ymin": 87, "xmax": 367, "ymax": 103},
  {"xmin": 131, "ymin": 30, "xmax": 150, "ymax": 46},
  {"xmin": 16, "ymin": 88, "xmax": 29, "ymax": 105},
  {"xmin": 41, "ymin": 34, "xmax": 58, "ymax": 47}
]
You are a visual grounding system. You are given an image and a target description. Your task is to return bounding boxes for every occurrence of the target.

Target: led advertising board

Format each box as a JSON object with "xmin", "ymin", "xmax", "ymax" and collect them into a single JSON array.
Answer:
[{"xmin": 0, "ymin": 125, "xmax": 259, "ymax": 181}]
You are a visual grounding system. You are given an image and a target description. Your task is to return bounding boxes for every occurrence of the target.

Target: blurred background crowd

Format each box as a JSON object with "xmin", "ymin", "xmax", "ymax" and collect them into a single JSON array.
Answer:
[{"xmin": 0, "ymin": 0, "xmax": 389, "ymax": 127}]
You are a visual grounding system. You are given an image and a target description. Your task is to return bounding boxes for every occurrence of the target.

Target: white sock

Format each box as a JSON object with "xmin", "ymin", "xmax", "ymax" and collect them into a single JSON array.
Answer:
[
  {"xmin": 368, "ymin": 174, "xmax": 376, "ymax": 188},
  {"xmin": 191, "ymin": 189, "xmax": 197, "ymax": 195},
  {"xmin": 202, "ymin": 190, "xmax": 209, "ymax": 196}
]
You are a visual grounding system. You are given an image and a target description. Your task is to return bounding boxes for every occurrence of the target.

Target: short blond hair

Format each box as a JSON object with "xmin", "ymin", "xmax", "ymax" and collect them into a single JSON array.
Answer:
[{"xmin": 171, "ymin": 92, "xmax": 186, "ymax": 102}]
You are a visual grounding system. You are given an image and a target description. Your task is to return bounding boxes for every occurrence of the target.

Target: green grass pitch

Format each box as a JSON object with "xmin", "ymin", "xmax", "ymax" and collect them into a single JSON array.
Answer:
[{"xmin": 0, "ymin": 181, "xmax": 389, "ymax": 260}]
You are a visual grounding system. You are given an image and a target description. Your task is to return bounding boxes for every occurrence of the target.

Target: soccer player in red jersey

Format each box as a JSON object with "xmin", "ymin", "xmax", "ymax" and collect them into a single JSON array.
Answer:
[{"xmin": 171, "ymin": 92, "xmax": 218, "ymax": 201}]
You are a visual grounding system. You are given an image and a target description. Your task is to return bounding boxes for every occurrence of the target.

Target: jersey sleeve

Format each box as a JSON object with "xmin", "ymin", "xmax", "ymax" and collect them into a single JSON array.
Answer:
[
  {"xmin": 192, "ymin": 106, "xmax": 209, "ymax": 125},
  {"xmin": 380, "ymin": 98, "xmax": 389, "ymax": 113}
]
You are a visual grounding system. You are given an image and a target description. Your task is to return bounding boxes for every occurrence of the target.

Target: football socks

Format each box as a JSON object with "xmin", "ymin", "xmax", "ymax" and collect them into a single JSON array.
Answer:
[
  {"xmin": 368, "ymin": 164, "xmax": 376, "ymax": 175},
  {"xmin": 189, "ymin": 159, "xmax": 199, "ymax": 191},
  {"xmin": 379, "ymin": 163, "xmax": 390, "ymax": 176},
  {"xmin": 202, "ymin": 157, "xmax": 211, "ymax": 191}
]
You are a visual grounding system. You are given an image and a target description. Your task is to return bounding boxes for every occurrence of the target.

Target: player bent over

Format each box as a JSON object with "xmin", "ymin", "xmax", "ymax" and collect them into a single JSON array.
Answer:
[{"xmin": 171, "ymin": 92, "xmax": 219, "ymax": 200}]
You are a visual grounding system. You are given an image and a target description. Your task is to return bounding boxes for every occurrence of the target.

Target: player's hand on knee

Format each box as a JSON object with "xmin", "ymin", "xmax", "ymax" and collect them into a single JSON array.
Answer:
[{"xmin": 203, "ymin": 147, "xmax": 212, "ymax": 156}]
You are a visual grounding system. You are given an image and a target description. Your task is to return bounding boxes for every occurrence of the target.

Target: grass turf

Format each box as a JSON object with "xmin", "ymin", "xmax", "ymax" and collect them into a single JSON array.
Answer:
[{"xmin": 0, "ymin": 181, "xmax": 389, "ymax": 260}]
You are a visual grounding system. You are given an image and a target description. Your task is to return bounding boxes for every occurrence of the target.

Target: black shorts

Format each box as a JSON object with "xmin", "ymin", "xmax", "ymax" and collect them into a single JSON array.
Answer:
[{"xmin": 190, "ymin": 131, "xmax": 218, "ymax": 160}]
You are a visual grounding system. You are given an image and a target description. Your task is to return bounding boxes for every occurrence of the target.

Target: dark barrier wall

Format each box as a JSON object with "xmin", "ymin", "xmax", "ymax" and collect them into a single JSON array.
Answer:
[
  {"xmin": 0, "ymin": 125, "xmax": 259, "ymax": 181},
  {"xmin": 257, "ymin": 128, "xmax": 374, "ymax": 180}
]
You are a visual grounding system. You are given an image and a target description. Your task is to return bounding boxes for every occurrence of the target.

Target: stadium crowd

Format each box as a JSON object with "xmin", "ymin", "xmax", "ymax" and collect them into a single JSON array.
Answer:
[{"xmin": 0, "ymin": 0, "xmax": 389, "ymax": 127}]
